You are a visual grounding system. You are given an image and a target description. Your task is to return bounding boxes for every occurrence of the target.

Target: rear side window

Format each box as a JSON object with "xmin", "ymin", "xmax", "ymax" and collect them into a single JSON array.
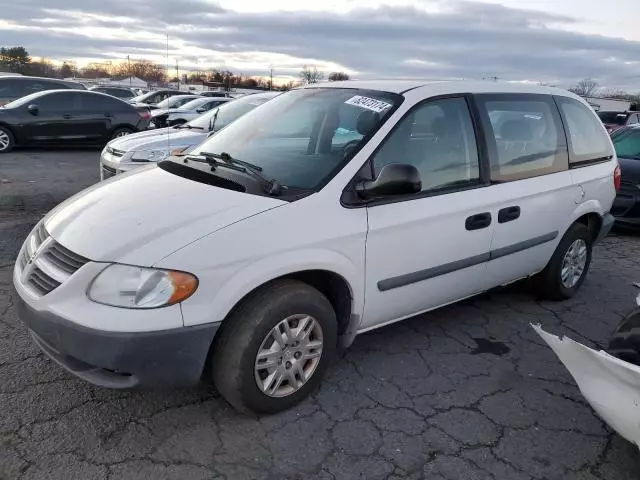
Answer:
[
  {"xmin": 476, "ymin": 94, "xmax": 568, "ymax": 181},
  {"xmin": 23, "ymin": 79, "xmax": 67, "ymax": 95},
  {"xmin": 81, "ymin": 93, "xmax": 129, "ymax": 112},
  {"xmin": 0, "ymin": 79, "xmax": 23, "ymax": 98},
  {"xmin": 556, "ymin": 96, "xmax": 613, "ymax": 165}
]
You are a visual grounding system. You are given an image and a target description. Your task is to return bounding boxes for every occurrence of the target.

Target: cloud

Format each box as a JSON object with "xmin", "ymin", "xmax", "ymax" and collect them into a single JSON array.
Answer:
[{"xmin": 1, "ymin": 0, "xmax": 639, "ymax": 90}]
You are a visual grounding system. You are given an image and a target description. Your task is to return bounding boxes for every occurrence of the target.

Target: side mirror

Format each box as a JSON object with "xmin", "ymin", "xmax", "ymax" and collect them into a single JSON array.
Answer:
[
  {"xmin": 27, "ymin": 104, "xmax": 39, "ymax": 115},
  {"xmin": 196, "ymin": 107, "xmax": 205, "ymax": 113},
  {"xmin": 356, "ymin": 163, "xmax": 421, "ymax": 198}
]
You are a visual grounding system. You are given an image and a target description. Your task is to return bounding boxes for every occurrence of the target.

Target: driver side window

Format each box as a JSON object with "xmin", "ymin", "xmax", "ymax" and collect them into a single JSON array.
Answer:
[{"xmin": 371, "ymin": 97, "xmax": 480, "ymax": 193}]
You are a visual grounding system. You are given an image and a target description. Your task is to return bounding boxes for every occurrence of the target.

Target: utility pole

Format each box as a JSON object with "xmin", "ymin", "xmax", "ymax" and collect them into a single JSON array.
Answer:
[
  {"xmin": 176, "ymin": 59, "xmax": 179, "ymax": 90},
  {"xmin": 127, "ymin": 55, "xmax": 131, "ymax": 87},
  {"xmin": 269, "ymin": 65, "xmax": 273, "ymax": 91}
]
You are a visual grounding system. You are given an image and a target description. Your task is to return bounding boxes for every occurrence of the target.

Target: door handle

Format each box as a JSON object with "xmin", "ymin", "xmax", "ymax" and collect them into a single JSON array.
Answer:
[
  {"xmin": 62, "ymin": 114, "xmax": 73, "ymax": 119},
  {"xmin": 465, "ymin": 212, "xmax": 492, "ymax": 231},
  {"xmin": 498, "ymin": 206, "xmax": 521, "ymax": 223}
]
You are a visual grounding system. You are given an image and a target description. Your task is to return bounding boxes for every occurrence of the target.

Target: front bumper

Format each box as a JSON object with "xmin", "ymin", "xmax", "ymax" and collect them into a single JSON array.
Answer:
[{"xmin": 15, "ymin": 292, "xmax": 219, "ymax": 388}]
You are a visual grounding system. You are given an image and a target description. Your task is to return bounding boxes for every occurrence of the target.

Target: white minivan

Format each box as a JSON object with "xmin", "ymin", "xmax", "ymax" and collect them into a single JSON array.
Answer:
[{"xmin": 13, "ymin": 81, "xmax": 619, "ymax": 413}]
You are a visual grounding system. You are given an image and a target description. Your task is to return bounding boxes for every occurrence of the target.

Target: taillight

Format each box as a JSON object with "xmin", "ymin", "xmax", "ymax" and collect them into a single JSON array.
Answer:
[
  {"xmin": 614, "ymin": 164, "xmax": 621, "ymax": 191},
  {"xmin": 139, "ymin": 110, "xmax": 151, "ymax": 120}
]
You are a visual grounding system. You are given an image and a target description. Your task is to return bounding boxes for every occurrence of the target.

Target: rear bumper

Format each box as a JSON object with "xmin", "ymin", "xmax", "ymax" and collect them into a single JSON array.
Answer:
[
  {"xmin": 15, "ymin": 291, "xmax": 219, "ymax": 388},
  {"xmin": 595, "ymin": 213, "xmax": 615, "ymax": 243}
]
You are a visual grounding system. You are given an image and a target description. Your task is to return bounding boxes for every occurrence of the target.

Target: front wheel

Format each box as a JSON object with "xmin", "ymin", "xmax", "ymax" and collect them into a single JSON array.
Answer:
[
  {"xmin": 608, "ymin": 309, "xmax": 640, "ymax": 365},
  {"xmin": 211, "ymin": 280, "xmax": 337, "ymax": 414},
  {"xmin": 110, "ymin": 127, "xmax": 134, "ymax": 140},
  {"xmin": 0, "ymin": 126, "xmax": 15, "ymax": 153},
  {"xmin": 537, "ymin": 223, "xmax": 592, "ymax": 300}
]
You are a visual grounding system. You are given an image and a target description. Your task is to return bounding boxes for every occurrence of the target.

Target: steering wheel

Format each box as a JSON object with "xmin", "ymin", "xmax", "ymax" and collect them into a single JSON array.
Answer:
[{"xmin": 341, "ymin": 139, "xmax": 362, "ymax": 160}]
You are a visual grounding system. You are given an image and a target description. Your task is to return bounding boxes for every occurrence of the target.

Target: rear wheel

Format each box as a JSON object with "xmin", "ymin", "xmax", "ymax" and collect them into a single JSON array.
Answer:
[
  {"xmin": 537, "ymin": 223, "xmax": 592, "ymax": 300},
  {"xmin": 608, "ymin": 309, "xmax": 640, "ymax": 365},
  {"xmin": 110, "ymin": 127, "xmax": 134, "ymax": 140},
  {"xmin": 0, "ymin": 126, "xmax": 15, "ymax": 153},
  {"xmin": 211, "ymin": 280, "xmax": 337, "ymax": 414}
]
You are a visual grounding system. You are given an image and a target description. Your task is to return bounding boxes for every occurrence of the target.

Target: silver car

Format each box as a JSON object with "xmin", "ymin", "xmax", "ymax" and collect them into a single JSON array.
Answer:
[{"xmin": 100, "ymin": 92, "xmax": 280, "ymax": 180}]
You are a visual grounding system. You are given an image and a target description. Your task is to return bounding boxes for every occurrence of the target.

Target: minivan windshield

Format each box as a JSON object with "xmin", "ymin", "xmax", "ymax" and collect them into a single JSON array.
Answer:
[{"xmin": 185, "ymin": 88, "xmax": 401, "ymax": 190}]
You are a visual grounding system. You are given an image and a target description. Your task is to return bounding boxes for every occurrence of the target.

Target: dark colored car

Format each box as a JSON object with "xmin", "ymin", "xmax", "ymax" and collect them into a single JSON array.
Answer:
[
  {"xmin": 0, "ymin": 89, "xmax": 151, "ymax": 153},
  {"xmin": 129, "ymin": 89, "xmax": 182, "ymax": 107},
  {"xmin": 89, "ymin": 86, "xmax": 137, "ymax": 99},
  {"xmin": 0, "ymin": 75, "xmax": 85, "ymax": 106},
  {"xmin": 598, "ymin": 111, "xmax": 640, "ymax": 134},
  {"xmin": 610, "ymin": 126, "xmax": 640, "ymax": 229}
]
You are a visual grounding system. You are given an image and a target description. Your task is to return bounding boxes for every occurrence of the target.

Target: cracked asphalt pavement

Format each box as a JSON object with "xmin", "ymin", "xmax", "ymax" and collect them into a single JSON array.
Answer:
[{"xmin": 1, "ymin": 150, "xmax": 640, "ymax": 480}]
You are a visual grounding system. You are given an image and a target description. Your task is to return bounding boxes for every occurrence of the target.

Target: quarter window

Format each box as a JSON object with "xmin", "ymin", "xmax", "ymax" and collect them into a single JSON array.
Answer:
[
  {"xmin": 371, "ymin": 97, "xmax": 480, "ymax": 193},
  {"xmin": 478, "ymin": 95, "xmax": 567, "ymax": 181},
  {"xmin": 555, "ymin": 96, "xmax": 613, "ymax": 164}
]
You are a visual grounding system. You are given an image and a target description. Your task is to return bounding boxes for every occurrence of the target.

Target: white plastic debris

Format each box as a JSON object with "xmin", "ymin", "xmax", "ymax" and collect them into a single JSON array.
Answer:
[{"xmin": 533, "ymin": 324, "xmax": 640, "ymax": 449}]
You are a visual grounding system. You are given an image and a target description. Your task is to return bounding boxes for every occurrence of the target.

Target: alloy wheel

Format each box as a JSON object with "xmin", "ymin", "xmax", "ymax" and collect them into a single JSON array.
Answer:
[
  {"xmin": 254, "ymin": 314, "xmax": 323, "ymax": 397},
  {"xmin": 561, "ymin": 238, "xmax": 588, "ymax": 288}
]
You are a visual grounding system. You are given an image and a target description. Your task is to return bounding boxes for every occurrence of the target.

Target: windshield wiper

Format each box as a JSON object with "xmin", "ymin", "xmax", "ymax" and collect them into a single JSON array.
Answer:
[
  {"xmin": 176, "ymin": 124, "xmax": 204, "ymax": 130},
  {"xmin": 184, "ymin": 151, "xmax": 283, "ymax": 196},
  {"xmin": 208, "ymin": 108, "xmax": 219, "ymax": 133}
]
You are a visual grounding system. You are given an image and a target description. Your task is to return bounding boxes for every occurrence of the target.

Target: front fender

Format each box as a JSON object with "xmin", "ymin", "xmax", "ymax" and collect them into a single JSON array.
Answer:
[{"xmin": 179, "ymin": 248, "xmax": 363, "ymax": 329}]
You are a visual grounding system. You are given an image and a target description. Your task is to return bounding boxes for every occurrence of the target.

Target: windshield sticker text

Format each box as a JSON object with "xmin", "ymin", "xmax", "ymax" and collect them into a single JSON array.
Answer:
[{"xmin": 344, "ymin": 96, "xmax": 392, "ymax": 113}]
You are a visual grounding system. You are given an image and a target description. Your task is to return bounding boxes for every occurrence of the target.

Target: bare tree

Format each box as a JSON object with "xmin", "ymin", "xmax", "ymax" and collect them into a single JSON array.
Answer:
[
  {"xmin": 328, "ymin": 71, "xmax": 350, "ymax": 82},
  {"xmin": 299, "ymin": 65, "xmax": 324, "ymax": 84},
  {"xmin": 569, "ymin": 78, "xmax": 598, "ymax": 97}
]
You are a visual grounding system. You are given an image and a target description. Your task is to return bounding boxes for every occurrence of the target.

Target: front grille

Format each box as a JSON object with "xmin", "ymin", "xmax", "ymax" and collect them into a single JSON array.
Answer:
[
  {"xmin": 102, "ymin": 165, "xmax": 117, "ymax": 179},
  {"xmin": 44, "ymin": 242, "xmax": 89, "ymax": 274},
  {"xmin": 619, "ymin": 179, "xmax": 639, "ymax": 194},
  {"xmin": 106, "ymin": 146, "xmax": 125, "ymax": 157},
  {"xmin": 18, "ymin": 223, "xmax": 89, "ymax": 297}
]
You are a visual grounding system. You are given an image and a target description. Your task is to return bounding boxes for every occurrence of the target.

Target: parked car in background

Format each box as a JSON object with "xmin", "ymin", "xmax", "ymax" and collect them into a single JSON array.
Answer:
[
  {"xmin": 0, "ymin": 89, "xmax": 151, "ymax": 153},
  {"xmin": 0, "ymin": 75, "xmax": 85, "ymax": 106},
  {"xmin": 598, "ymin": 111, "xmax": 640, "ymax": 134},
  {"xmin": 610, "ymin": 126, "xmax": 640, "ymax": 229},
  {"xmin": 129, "ymin": 89, "xmax": 182, "ymax": 107},
  {"xmin": 100, "ymin": 91, "xmax": 279, "ymax": 179},
  {"xmin": 89, "ymin": 86, "xmax": 137, "ymax": 100},
  {"xmin": 149, "ymin": 97, "xmax": 232, "ymax": 128},
  {"xmin": 200, "ymin": 91, "xmax": 231, "ymax": 98}
]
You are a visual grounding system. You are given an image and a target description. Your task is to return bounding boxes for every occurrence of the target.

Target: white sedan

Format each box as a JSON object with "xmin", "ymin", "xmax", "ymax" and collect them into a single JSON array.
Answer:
[{"xmin": 150, "ymin": 97, "xmax": 232, "ymax": 128}]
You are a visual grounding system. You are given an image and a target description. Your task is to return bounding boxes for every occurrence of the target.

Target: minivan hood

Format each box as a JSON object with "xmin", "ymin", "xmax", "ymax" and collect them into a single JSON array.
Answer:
[
  {"xmin": 44, "ymin": 166, "xmax": 286, "ymax": 265},
  {"xmin": 107, "ymin": 127, "xmax": 206, "ymax": 154}
]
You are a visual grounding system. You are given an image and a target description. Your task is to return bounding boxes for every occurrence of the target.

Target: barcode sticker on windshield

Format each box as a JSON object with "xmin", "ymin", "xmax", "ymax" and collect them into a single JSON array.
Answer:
[{"xmin": 344, "ymin": 96, "xmax": 392, "ymax": 113}]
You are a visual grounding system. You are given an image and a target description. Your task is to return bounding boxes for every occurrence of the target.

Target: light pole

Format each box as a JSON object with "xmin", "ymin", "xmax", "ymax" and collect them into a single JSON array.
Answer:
[
  {"xmin": 269, "ymin": 65, "xmax": 273, "ymax": 91},
  {"xmin": 127, "ymin": 55, "xmax": 131, "ymax": 87}
]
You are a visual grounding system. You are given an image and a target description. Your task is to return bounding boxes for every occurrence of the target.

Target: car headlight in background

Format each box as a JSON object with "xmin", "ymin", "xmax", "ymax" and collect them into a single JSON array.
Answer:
[
  {"xmin": 130, "ymin": 150, "xmax": 171, "ymax": 162},
  {"xmin": 88, "ymin": 264, "xmax": 198, "ymax": 309}
]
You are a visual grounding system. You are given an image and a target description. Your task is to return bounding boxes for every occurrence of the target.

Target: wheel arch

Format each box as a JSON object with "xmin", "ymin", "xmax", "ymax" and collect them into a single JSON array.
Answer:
[
  {"xmin": 0, "ymin": 122, "xmax": 19, "ymax": 144},
  {"xmin": 568, "ymin": 200, "xmax": 607, "ymax": 242}
]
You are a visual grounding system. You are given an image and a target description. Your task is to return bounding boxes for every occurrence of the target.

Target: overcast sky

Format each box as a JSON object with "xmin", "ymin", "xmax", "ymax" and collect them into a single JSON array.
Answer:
[{"xmin": 0, "ymin": 0, "xmax": 639, "ymax": 90}]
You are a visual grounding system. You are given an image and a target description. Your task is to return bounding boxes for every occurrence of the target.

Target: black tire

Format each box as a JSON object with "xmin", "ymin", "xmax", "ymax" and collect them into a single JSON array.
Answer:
[
  {"xmin": 110, "ymin": 127, "xmax": 134, "ymax": 140},
  {"xmin": 537, "ymin": 223, "xmax": 592, "ymax": 300},
  {"xmin": 211, "ymin": 279, "xmax": 337, "ymax": 414},
  {"xmin": 0, "ymin": 125, "xmax": 15, "ymax": 153},
  {"xmin": 607, "ymin": 309, "xmax": 640, "ymax": 365}
]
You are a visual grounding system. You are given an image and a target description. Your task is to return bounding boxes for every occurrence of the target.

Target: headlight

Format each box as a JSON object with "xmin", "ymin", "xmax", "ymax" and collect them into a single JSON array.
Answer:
[
  {"xmin": 130, "ymin": 150, "xmax": 170, "ymax": 162},
  {"xmin": 88, "ymin": 264, "xmax": 198, "ymax": 309}
]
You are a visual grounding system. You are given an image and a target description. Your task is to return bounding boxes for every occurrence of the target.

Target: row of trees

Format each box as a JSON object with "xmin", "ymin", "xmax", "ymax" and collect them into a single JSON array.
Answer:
[
  {"xmin": 1, "ymin": 46, "xmax": 352, "ymax": 91},
  {"xmin": 568, "ymin": 78, "xmax": 640, "ymax": 108}
]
